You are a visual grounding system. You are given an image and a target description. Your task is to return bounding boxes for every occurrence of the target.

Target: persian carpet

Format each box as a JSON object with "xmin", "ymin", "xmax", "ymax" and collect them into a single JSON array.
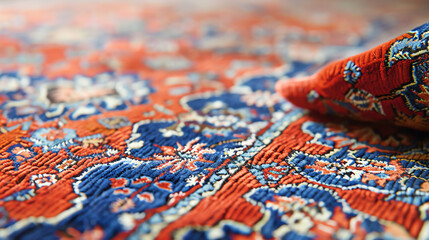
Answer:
[{"xmin": 1, "ymin": 0, "xmax": 429, "ymax": 239}]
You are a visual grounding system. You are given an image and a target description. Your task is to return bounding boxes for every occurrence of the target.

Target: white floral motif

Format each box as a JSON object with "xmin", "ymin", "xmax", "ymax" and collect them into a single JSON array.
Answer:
[{"xmin": 154, "ymin": 138, "xmax": 216, "ymax": 173}]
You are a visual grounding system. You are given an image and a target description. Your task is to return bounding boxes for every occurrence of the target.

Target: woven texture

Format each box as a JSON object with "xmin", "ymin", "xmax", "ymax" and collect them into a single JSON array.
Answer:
[
  {"xmin": 276, "ymin": 22, "xmax": 429, "ymax": 131},
  {"xmin": 1, "ymin": 1, "xmax": 429, "ymax": 239}
]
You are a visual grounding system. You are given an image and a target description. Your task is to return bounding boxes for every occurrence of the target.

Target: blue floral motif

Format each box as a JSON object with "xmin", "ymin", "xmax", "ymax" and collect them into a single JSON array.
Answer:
[
  {"xmin": 396, "ymin": 58, "xmax": 429, "ymax": 115},
  {"xmin": 28, "ymin": 127, "xmax": 102, "ymax": 152},
  {"xmin": 249, "ymin": 162, "xmax": 290, "ymax": 186},
  {"xmin": 307, "ymin": 90, "xmax": 319, "ymax": 102},
  {"xmin": 386, "ymin": 22, "xmax": 429, "ymax": 68},
  {"xmin": 30, "ymin": 128, "xmax": 77, "ymax": 148},
  {"xmin": 343, "ymin": 60, "xmax": 361, "ymax": 84},
  {"xmin": 345, "ymin": 88, "xmax": 384, "ymax": 115}
]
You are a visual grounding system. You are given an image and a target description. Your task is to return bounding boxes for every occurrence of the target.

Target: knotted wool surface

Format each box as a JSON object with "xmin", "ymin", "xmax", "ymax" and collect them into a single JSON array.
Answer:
[{"xmin": 1, "ymin": 0, "xmax": 429, "ymax": 239}]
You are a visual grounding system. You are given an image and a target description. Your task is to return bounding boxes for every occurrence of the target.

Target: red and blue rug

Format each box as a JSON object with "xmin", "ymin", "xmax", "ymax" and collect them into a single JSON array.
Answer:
[{"xmin": 1, "ymin": 0, "xmax": 429, "ymax": 239}]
